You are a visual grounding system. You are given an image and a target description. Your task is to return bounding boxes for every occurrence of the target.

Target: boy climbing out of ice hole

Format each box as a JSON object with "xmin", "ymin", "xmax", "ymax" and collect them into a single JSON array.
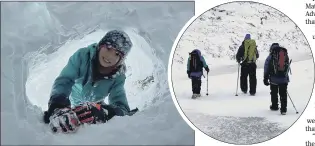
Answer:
[{"xmin": 43, "ymin": 30, "xmax": 138, "ymax": 133}]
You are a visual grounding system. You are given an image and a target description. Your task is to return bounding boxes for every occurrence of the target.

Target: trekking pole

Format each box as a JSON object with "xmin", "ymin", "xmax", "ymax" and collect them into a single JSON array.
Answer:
[
  {"xmin": 287, "ymin": 92, "xmax": 299, "ymax": 114},
  {"xmin": 206, "ymin": 72, "xmax": 209, "ymax": 96},
  {"xmin": 235, "ymin": 63, "xmax": 240, "ymax": 96}
]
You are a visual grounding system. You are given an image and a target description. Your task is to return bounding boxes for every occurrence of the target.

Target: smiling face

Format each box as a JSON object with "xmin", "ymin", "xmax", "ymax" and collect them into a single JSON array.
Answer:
[{"xmin": 98, "ymin": 45, "xmax": 123, "ymax": 68}]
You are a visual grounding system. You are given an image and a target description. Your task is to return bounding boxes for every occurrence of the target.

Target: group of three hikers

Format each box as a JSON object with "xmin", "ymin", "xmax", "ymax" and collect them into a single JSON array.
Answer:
[{"xmin": 186, "ymin": 33, "xmax": 290, "ymax": 116}]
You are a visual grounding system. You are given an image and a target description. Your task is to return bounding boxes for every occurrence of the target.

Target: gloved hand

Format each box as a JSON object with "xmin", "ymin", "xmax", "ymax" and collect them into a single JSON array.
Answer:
[
  {"xmin": 205, "ymin": 67, "xmax": 209, "ymax": 74},
  {"xmin": 48, "ymin": 108, "xmax": 80, "ymax": 133},
  {"xmin": 263, "ymin": 77, "xmax": 270, "ymax": 86},
  {"xmin": 44, "ymin": 95, "xmax": 71, "ymax": 124},
  {"xmin": 72, "ymin": 102, "xmax": 116, "ymax": 124},
  {"xmin": 187, "ymin": 70, "xmax": 190, "ymax": 78},
  {"xmin": 236, "ymin": 57, "xmax": 242, "ymax": 64}
]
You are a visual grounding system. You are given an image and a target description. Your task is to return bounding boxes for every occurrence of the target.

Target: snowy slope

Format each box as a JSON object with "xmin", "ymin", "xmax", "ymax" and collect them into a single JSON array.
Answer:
[
  {"xmin": 1, "ymin": 2, "xmax": 195, "ymax": 145},
  {"xmin": 171, "ymin": 2, "xmax": 314, "ymax": 145},
  {"xmin": 172, "ymin": 2, "xmax": 312, "ymax": 77}
]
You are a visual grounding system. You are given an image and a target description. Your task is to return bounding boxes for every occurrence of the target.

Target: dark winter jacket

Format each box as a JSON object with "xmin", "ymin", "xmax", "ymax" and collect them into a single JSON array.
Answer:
[
  {"xmin": 264, "ymin": 54, "xmax": 290, "ymax": 85},
  {"xmin": 187, "ymin": 49, "xmax": 209, "ymax": 78},
  {"xmin": 236, "ymin": 40, "xmax": 259, "ymax": 64}
]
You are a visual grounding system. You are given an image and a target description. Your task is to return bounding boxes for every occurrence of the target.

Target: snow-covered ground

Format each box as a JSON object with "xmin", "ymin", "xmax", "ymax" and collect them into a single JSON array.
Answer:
[
  {"xmin": 1, "ymin": 2, "xmax": 195, "ymax": 145},
  {"xmin": 171, "ymin": 2, "xmax": 314, "ymax": 145}
]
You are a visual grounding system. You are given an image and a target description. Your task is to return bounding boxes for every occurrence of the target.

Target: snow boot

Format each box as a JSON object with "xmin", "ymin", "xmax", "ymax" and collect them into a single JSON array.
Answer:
[
  {"xmin": 192, "ymin": 94, "xmax": 196, "ymax": 99},
  {"xmin": 192, "ymin": 94, "xmax": 201, "ymax": 99},
  {"xmin": 280, "ymin": 108, "xmax": 287, "ymax": 115},
  {"xmin": 270, "ymin": 105, "xmax": 279, "ymax": 111}
]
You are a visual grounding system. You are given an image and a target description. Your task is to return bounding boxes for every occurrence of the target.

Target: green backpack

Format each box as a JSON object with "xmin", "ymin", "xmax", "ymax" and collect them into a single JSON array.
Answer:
[{"xmin": 243, "ymin": 39, "xmax": 257, "ymax": 63}]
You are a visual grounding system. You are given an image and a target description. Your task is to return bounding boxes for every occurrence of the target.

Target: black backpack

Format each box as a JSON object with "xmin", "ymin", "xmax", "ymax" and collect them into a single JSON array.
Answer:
[
  {"xmin": 189, "ymin": 51, "xmax": 203, "ymax": 72},
  {"xmin": 269, "ymin": 46, "xmax": 290, "ymax": 77}
]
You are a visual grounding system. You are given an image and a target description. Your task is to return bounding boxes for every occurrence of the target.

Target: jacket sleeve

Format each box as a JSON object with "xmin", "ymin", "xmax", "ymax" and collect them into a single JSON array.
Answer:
[
  {"xmin": 264, "ymin": 55, "xmax": 271, "ymax": 78},
  {"xmin": 49, "ymin": 48, "xmax": 83, "ymax": 106},
  {"xmin": 187, "ymin": 57, "xmax": 190, "ymax": 72},
  {"xmin": 236, "ymin": 43, "xmax": 244, "ymax": 61},
  {"xmin": 256, "ymin": 47, "xmax": 259, "ymax": 59},
  {"xmin": 201, "ymin": 56, "xmax": 208, "ymax": 68},
  {"xmin": 108, "ymin": 75, "xmax": 131, "ymax": 116}
]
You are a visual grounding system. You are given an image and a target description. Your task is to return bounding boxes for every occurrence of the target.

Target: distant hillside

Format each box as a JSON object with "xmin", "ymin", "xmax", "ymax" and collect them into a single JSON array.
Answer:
[{"xmin": 173, "ymin": 2, "xmax": 311, "ymax": 69}]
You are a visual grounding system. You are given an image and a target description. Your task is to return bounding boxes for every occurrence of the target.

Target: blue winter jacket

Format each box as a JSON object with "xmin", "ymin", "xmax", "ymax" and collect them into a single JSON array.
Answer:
[
  {"xmin": 264, "ymin": 55, "xmax": 290, "ymax": 85},
  {"xmin": 49, "ymin": 43, "xmax": 130, "ymax": 116},
  {"xmin": 187, "ymin": 49, "xmax": 208, "ymax": 78}
]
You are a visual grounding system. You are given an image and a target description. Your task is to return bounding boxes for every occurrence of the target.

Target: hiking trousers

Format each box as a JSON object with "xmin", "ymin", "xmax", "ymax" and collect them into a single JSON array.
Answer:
[
  {"xmin": 270, "ymin": 83, "xmax": 288, "ymax": 112},
  {"xmin": 240, "ymin": 63, "xmax": 257, "ymax": 94},
  {"xmin": 191, "ymin": 77, "xmax": 202, "ymax": 94}
]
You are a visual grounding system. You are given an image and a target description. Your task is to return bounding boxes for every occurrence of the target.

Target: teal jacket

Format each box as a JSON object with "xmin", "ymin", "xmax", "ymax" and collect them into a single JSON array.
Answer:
[
  {"xmin": 187, "ymin": 55, "xmax": 208, "ymax": 78},
  {"xmin": 187, "ymin": 56, "xmax": 208, "ymax": 71},
  {"xmin": 49, "ymin": 43, "xmax": 130, "ymax": 116}
]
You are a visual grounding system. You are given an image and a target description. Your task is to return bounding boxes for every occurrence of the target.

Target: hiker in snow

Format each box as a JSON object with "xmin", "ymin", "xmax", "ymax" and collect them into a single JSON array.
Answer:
[
  {"xmin": 236, "ymin": 34, "xmax": 259, "ymax": 95},
  {"xmin": 263, "ymin": 43, "xmax": 290, "ymax": 115},
  {"xmin": 43, "ymin": 30, "xmax": 137, "ymax": 133},
  {"xmin": 187, "ymin": 49, "xmax": 209, "ymax": 99}
]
